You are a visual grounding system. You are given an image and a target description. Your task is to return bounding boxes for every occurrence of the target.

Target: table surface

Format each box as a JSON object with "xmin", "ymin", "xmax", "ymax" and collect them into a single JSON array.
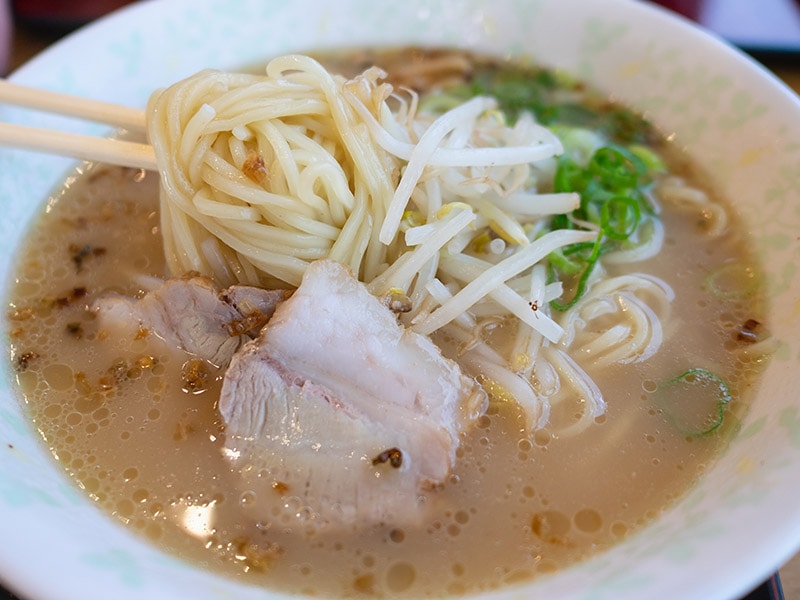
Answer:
[{"xmin": 5, "ymin": 13, "xmax": 800, "ymax": 600}]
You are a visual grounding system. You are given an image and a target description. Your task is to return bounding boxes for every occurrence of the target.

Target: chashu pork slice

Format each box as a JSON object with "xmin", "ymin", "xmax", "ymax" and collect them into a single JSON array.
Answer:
[
  {"xmin": 219, "ymin": 259, "xmax": 485, "ymax": 532},
  {"xmin": 94, "ymin": 274, "xmax": 290, "ymax": 366}
]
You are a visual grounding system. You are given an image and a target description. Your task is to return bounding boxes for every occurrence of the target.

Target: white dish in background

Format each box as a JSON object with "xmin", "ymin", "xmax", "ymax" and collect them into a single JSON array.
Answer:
[{"xmin": 1, "ymin": 1, "xmax": 800, "ymax": 599}]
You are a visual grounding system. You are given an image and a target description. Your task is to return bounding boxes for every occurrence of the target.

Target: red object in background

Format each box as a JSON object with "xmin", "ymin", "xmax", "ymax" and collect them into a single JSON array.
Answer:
[
  {"xmin": 650, "ymin": 0, "xmax": 704, "ymax": 19},
  {"xmin": 12, "ymin": 0, "xmax": 135, "ymax": 29}
]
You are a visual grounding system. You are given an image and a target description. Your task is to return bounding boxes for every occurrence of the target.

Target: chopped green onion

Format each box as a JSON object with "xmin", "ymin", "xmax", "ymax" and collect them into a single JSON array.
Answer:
[
  {"xmin": 548, "ymin": 246, "xmax": 584, "ymax": 276},
  {"xmin": 601, "ymin": 195, "xmax": 641, "ymax": 241},
  {"xmin": 549, "ymin": 235, "xmax": 603, "ymax": 311},
  {"xmin": 434, "ymin": 62, "xmax": 659, "ymax": 145},
  {"xmin": 554, "ymin": 157, "xmax": 588, "ymax": 194},
  {"xmin": 589, "ymin": 147, "xmax": 641, "ymax": 189},
  {"xmin": 547, "ymin": 142, "xmax": 654, "ymax": 308},
  {"xmin": 706, "ymin": 263, "xmax": 759, "ymax": 299},
  {"xmin": 551, "ymin": 125, "xmax": 605, "ymax": 165},
  {"xmin": 599, "ymin": 108, "xmax": 657, "ymax": 145},
  {"xmin": 418, "ymin": 92, "xmax": 466, "ymax": 114},
  {"xmin": 655, "ymin": 368, "xmax": 732, "ymax": 437},
  {"xmin": 629, "ymin": 144, "xmax": 666, "ymax": 172}
]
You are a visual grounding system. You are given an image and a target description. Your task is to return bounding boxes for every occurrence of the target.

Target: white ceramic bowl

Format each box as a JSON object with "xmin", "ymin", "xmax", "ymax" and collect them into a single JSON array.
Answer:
[{"xmin": 2, "ymin": 1, "xmax": 800, "ymax": 599}]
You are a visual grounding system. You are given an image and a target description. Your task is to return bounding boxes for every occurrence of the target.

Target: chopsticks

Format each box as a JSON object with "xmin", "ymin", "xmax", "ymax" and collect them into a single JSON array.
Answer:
[{"xmin": 0, "ymin": 79, "xmax": 158, "ymax": 171}]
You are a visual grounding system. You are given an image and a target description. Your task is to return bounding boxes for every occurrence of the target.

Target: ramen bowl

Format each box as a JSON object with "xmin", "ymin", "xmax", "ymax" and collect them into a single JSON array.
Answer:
[{"xmin": 1, "ymin": 1, "xmax": 799, "ymax": 599}]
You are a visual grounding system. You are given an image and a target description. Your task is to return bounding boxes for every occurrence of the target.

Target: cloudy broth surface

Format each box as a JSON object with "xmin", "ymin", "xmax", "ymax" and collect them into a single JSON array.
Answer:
[{"xmin": 5, "ymin": 51, "xmax": 769, "ymax": 597}]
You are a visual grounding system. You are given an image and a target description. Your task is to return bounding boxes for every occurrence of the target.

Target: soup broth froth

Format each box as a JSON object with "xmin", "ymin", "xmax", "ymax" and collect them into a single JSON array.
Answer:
[{"xmin": 5, "ymin": 49, "xmax": 769, "ymax": 597}]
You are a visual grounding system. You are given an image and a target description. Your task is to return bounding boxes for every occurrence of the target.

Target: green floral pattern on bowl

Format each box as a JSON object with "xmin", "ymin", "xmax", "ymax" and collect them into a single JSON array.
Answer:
[{"xmin": 0, "ymin": 1, "xmax": 799, "ymax": 599}]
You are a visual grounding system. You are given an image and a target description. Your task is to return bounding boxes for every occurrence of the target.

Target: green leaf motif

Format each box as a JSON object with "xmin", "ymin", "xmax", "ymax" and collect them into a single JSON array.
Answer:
[
  {"xmin": 107, "ymin": 31, "xmax": 144, "ymax": 77},
  {"xmin": 757, "ymin": 255, "xmax": 796, "ymax": 297},
  {"xmin": 778, "ymin": 407, "xmax": 800, "ymax": 449},
  {"xmin": 769, "ymin": 163, "xmax": 800, "ymax": 207},
  {"xmin": 83, "ymin": 549, "xmax": 145, "ymax": 588},
  {"xmin": 773, "ymin": 340, "xmax": 790, "ymax": 361},
  {"xmin": 738, "ymin": 416, "xmax": 767, "ymax": 440},
  {"xmin": 723, "ymin": 484, "xmax": 769, "ymax": 509},
  {"xmin": 662, "ymin": 523, "xmax": 724, "ymax": 563},
  {"xmin": 577, "ymin": 17, "xmax": 629, "ymax": 79},
  {"xmin": 581, "ymin": 571, "xmax": 653, "ymax": 600},
  {"xmin": 0, "ymin": 405, "xmax": 28, "ymax": 437},
  {"xmin": 718, "ymin": 91, "xmax": 768, "ymax": 130},
  {"xmin": 582, "ymin": 17, "xmax": 629, "ymax": 54},
  {"xmin": 0, "ymin": 478, "xmax": 64, "ymax": 508}
]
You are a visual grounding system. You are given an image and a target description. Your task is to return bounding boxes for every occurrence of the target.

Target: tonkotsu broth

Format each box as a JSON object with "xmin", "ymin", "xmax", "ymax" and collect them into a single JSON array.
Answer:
[{"xmin": 6, "ymin": 50, "xmax": 769, "ymax": 598}]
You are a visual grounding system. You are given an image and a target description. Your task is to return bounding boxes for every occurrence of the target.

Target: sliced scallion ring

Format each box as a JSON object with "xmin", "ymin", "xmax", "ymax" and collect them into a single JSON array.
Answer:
[{"xmin": 655, "ymin": 368, "xmax": 732, "ymax": 437}]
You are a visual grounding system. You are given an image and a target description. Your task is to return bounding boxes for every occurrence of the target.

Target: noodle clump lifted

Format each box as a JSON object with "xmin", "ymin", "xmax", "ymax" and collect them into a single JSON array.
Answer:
[{"xmin": 146, "ymin": 53, "xmax": 682, "ymax": 434}]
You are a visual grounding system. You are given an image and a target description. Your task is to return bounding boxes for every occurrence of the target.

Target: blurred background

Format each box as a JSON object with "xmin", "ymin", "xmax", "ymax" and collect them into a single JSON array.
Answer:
[
  {"xmin": 2, "ymin": 0, "xmax": 800, "ymax": 74},
  {"xmin": 657, "ymin": 0, "xmax": 800, "ymax": 55},
  {"xmin": 1, "ymin": 0, "xmax": 800, "ymax": 73}
]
